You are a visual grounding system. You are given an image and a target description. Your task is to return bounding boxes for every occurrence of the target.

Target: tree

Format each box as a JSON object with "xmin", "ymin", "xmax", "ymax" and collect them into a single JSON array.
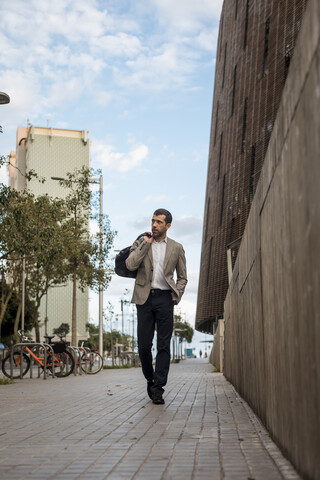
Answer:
[
  {"xmin": 0, "ymin": 153, "xmax": 115, "ymax": 345},
  {"xmin": 85, "ymin": 322, "xmax": 130, "ymax": 353},
  {"xmin": 0, "ymin": 282, "xmax": 35, "ymax": 345},
  {"xmin": 0, "ymin": 187, "xmax": 38, "ymax": 337},
  {"xmin": 0, "ymin": 187, "xmax": 72, "ymax": 342},
  {"xmin": 53, "ymin": 322, "xmax": 70, "ymax": 339},
  {"xmin": 0, "ymin": 129, "xmax": 51, "ymax": 340},
  {"xmin": 23, "ymin": 195, "xmax": 71, "ymax": 341},
  {"xmin": 56, "ymin": 167, "xmax": 116, "ymax": 346},
  {"xmin": 174, "ymin": 314, "xmax": 194, "ymax": 344}
]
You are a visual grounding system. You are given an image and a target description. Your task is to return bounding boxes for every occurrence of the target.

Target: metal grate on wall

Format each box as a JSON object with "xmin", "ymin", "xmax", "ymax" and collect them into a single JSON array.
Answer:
[{"xmin": 196, "ymin": 0, "xmax": 308, "ymax": 333}]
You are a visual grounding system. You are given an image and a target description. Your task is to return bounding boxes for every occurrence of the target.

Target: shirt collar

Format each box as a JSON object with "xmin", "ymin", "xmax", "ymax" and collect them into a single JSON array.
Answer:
[{"xmin": 153, "ymin": 236, "xmax": 167, "ymax": 244}]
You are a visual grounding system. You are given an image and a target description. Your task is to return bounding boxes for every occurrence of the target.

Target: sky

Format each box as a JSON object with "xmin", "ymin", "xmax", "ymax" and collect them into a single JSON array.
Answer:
[{"xmin": 0, "ymin": 0, "xmax": 223, "ymax": 355}]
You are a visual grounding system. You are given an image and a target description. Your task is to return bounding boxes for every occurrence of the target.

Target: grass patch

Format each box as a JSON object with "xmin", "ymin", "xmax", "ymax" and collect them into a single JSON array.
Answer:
[
  {"xmin": 103, "ymin": 364, "xmax": 132, "ymax": 369},
  {"xmin": 0, "ymin": 377, "xmax": 13, "ymax": 385}
]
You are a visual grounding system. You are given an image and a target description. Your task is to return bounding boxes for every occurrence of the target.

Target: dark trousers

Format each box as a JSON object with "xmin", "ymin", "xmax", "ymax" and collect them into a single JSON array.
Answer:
[{"xmin": 137, "ymin": 289, "xmax": 174, "ymax": 395}]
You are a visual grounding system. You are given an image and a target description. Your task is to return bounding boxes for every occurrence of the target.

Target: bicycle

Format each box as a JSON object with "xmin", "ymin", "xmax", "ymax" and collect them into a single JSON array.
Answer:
[
  {"xmin": 45, "ymin": 336, "xmax": 103, "ymax": 374},
  {"xmin": 76, "ymin": 347, "xmax": 103, "ymax": 374},
  {"xmin": 1, "ymin": 331, "xmax": 75, "ymax": 379}
]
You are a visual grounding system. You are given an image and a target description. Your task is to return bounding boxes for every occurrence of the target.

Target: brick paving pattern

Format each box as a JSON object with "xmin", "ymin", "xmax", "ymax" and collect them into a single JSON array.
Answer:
[{"xmin": 0, "ymin": 359, "xmax": 301, "ymax": 479}]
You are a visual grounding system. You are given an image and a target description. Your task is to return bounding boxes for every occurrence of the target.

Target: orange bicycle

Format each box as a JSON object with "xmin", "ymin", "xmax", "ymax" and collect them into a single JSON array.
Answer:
[{"xmin": 1, "ymin": 331, "xmax": 74, "ymax": 379}]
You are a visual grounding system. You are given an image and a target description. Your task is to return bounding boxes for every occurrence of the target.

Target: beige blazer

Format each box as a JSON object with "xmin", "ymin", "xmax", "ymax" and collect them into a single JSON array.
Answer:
[{"xmin": 125, "ymin": 236, "xmax": 187, "ymax": 305}]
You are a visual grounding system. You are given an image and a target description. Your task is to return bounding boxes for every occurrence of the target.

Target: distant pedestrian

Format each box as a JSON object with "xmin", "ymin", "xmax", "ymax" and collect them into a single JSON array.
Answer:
[
  {"xmin": 199, "ymin": 349, "xmax": 202, "ymax": 358},
  {"xmin": 126, "ymin": 209, "xmax": 187, "ymax": 405}
]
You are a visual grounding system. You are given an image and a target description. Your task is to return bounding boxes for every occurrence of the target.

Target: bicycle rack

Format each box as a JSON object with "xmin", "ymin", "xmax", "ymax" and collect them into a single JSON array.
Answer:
[
  {"xmin": 77, "ymin": 347, "xmax": 88, "ymax": 375},
  {"xmin": 67, "ymin": 346, "xmax": 83, "ymax": 376},
  {"xmin": 9, "ymin": 343, "xmax": 55, "ymax": 380}
]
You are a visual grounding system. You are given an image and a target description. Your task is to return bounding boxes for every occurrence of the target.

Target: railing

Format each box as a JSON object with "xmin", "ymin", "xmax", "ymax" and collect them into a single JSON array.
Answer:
[{"xmin": 119, "ymin": 351, "xmax": 140, "ymax": 367}]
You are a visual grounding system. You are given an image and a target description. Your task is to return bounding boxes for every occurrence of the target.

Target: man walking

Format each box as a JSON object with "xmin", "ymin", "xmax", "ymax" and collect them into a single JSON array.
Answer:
[{"xmin": 126, "ymin": 209, "xmax": 187, "ymax": 404}]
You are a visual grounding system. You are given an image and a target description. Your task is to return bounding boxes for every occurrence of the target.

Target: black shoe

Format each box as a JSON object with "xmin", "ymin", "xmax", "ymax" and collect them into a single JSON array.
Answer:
[
  {"xmin": 147, "ymin": 379, "xmax": 154, "ymax": 399},
  {"xmin": 152, "ymin": 392, "xmax": 165, "ymax": 405}
]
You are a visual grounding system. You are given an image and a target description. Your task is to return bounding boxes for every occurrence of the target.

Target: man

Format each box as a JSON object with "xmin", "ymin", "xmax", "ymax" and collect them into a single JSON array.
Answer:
[{"xmin": 126, "ymin": 208, "xmax": 187, "ymax": 405}]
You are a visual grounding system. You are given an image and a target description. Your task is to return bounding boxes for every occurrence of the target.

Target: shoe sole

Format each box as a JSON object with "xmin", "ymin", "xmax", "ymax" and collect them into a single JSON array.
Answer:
[{"xmin": 152, "ymin": 398, "xmax": 165, "ymax": 405}]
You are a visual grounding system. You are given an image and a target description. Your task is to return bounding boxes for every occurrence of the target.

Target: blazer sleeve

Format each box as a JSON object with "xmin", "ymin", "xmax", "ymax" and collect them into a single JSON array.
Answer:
[
  {"xmin": 176, "ymin": 245, "xmax": 188, "ymax": 299},
  {"xmin": 125, "ymin": 237, "xmax": 152, "ymax": 271}
]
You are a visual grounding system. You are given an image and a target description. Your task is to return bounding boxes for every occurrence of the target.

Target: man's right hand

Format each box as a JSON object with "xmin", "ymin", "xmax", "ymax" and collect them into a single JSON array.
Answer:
[{"xmin": 144, "ymin": 232, "xmax": 153, "ymax": 243}]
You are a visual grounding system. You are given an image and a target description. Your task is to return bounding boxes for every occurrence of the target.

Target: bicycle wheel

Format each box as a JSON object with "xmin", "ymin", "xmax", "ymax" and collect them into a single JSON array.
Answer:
[
  {"xmin": 48, "ymin": 351, "xmax": 75, "ymax": 377},
  {"xmin": 81, "ymin": 351, "xmax": 103, "ymax": 374},
  {"xmin": 1, "ymin": 351, "xmax": 30, "ymax": 378}
]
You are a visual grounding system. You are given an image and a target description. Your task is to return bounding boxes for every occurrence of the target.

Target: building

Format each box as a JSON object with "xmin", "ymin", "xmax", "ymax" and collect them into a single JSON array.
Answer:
[
  {"xmin": 200, "ymin": 0, "xmax": 320, "ymax": 477},
  {"xmin": 196, "ymin": 0, "xmax": 309, "ymax": 333},
  {"xmin": 8, "ymin": 126, "xmax": 90, "ymax": 342}
]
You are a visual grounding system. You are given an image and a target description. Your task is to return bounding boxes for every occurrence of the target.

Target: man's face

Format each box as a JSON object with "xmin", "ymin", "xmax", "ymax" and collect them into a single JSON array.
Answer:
[{"xmin": 151, "ymin": 214, "xmax": 171, "ymax": 240}]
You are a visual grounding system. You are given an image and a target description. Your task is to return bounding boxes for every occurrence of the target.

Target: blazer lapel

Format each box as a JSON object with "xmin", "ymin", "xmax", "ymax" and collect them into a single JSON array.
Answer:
[
  {"xmin": 148, "ymin": 245, "xmax": 153, "ymax": 266},
  {"xmin": 164, "ymin": 237, "xmax": 173, "ymax": 270}
]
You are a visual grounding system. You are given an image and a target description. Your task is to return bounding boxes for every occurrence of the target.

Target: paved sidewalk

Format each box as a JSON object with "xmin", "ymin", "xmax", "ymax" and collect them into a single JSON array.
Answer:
[{"xmin": 0, "ymin": 359, "xmax": 301, "ymax": 480}]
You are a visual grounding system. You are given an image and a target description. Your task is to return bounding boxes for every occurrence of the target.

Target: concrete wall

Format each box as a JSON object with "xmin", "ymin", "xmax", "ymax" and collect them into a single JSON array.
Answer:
[
  {"xmin": 223, "ymin": 0, "xmax": 320, "ymax": 478},
  {"xmin": 210, "ymin": 319, "xmax": 224, "ymax": 372}
]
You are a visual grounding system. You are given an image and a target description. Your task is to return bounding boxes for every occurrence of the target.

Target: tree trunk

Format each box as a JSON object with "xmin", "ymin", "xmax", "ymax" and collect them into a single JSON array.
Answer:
[
  {"xmin": 72, "ymin": 270, "xmax": 77, "ymax": 346},
  {"xmin": 0, "ymin": 286, "xmax": 14, "ymax": 338},
  {"xmin": 111, "ymin": 331, "xmax": 114, "ymax": 367},
  {"xmin": 33, "ymin": 298, "xmax": 41, "ymax": 343},
  {"xmin": 34, "ymin": 317, "xmax": 40, "ymax": 343},
  {"xmin": 14, "ymin": 301, "xmax": 22, "ymax": 343}
]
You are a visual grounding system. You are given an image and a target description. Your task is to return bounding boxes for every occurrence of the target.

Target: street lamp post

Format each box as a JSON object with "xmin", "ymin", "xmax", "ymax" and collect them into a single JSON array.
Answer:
[
  {"xmin": 97, "ymin": 175, "xmax": 103, "ymax": 357},
  {"xmin": 120, "ymin": 300, "xmax": 124, "ymax": 337},
  {"xmin": 51, "ymin": 175, "xmax": 104, "ymax": 355}
]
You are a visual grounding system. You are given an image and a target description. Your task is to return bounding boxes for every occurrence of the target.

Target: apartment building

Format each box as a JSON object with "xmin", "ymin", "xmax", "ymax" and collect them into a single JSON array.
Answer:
[{"xmin": 8, "ymin": 126, "xmax": 90, "ymax": 342}]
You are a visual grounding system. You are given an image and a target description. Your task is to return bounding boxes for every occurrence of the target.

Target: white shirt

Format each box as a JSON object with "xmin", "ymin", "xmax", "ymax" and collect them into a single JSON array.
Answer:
[{"xmin": 151, "ymin": 237, "xmax": 171, "ymax": 290}]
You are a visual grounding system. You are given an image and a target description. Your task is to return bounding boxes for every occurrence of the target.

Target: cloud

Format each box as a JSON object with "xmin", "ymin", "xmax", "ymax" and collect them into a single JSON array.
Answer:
[
  {"xmin": 91, "ymin": 33, "xmax": 143, "ymax": 58},
  {"xmin": 150, "ymin": 0, "xmax": 223, "ymax": 34},
  {"xmin": 172, "ymin": 215, "xmax": 203, "ymax": 238},
  {"xmin": 143, "ymin": 195, "xmax": 169, "ymax": 203},
  {"xmin": 0, "ymin": 0, "xmax": 222, "ymax": 114},
  {"xmin": 114, "ymin": 43, "xmax": 193, "ymax": 91},
  {"xmin": 182, "ymin": 269, "xmax": 200, "ymax": 296},
  {"xmin": 91, "ymin": 139, "xmax": 149, "ymax": 173},
  {"xmin": 132, "ymin": 216, "xmax": 151, "ymax": 231}
]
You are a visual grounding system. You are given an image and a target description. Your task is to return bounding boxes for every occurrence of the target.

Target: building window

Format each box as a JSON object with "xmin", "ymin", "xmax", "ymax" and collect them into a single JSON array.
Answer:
[
  {"xmin": 219, "ymin": 17, "xmax": 224, "ymax": 61},
  {"xmin": 231, "ymin": 65, "xmax": 237, "ymax": 116},
  {"xmin": 214, "ymin": 102, "xmax": 219, "ymax": 146},
  {"xmin": 218, "ymin": 132, "xmax": 223, "ymax": 180},
  {"xmin": 241, "ymin": 97, "xmax": 248, "ymax": 154},
  {"xmin": 222, "ymin": 42, "xmax": 228, "ymax": 88},
  {"xmin": 220, "ymin": 174, "xmax": 226, "ymax": 226},
  {"xmin": 207, "ymin": 236, "xmax": 213, "ymax": 286},
  {"xmin": 205, "ymin": 197, "xmax": 210, "ymax": 241},
  {"xmin": 285, "ymin": 45, "xmax": 291, "ymax": 80},
  {"xmin": 230, "ymin": 217, "xmax": 235, "ymax": 242},
  {"xmin": 249, "ymin": 144, "xmax": 256, "ymax": 204},
  {"xmin": 244, "ymin": 0, "xmax": 250, "ymax": 49},
  {"xmin": 263, "ymin": 18, "xmax": 271, "ymax": 76}
]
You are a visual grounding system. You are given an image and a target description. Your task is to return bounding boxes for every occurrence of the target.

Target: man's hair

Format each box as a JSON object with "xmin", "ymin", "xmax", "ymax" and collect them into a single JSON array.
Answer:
[{"xmin": 154, "ymin": 208, "xmax": 172, "ymax": 224}]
